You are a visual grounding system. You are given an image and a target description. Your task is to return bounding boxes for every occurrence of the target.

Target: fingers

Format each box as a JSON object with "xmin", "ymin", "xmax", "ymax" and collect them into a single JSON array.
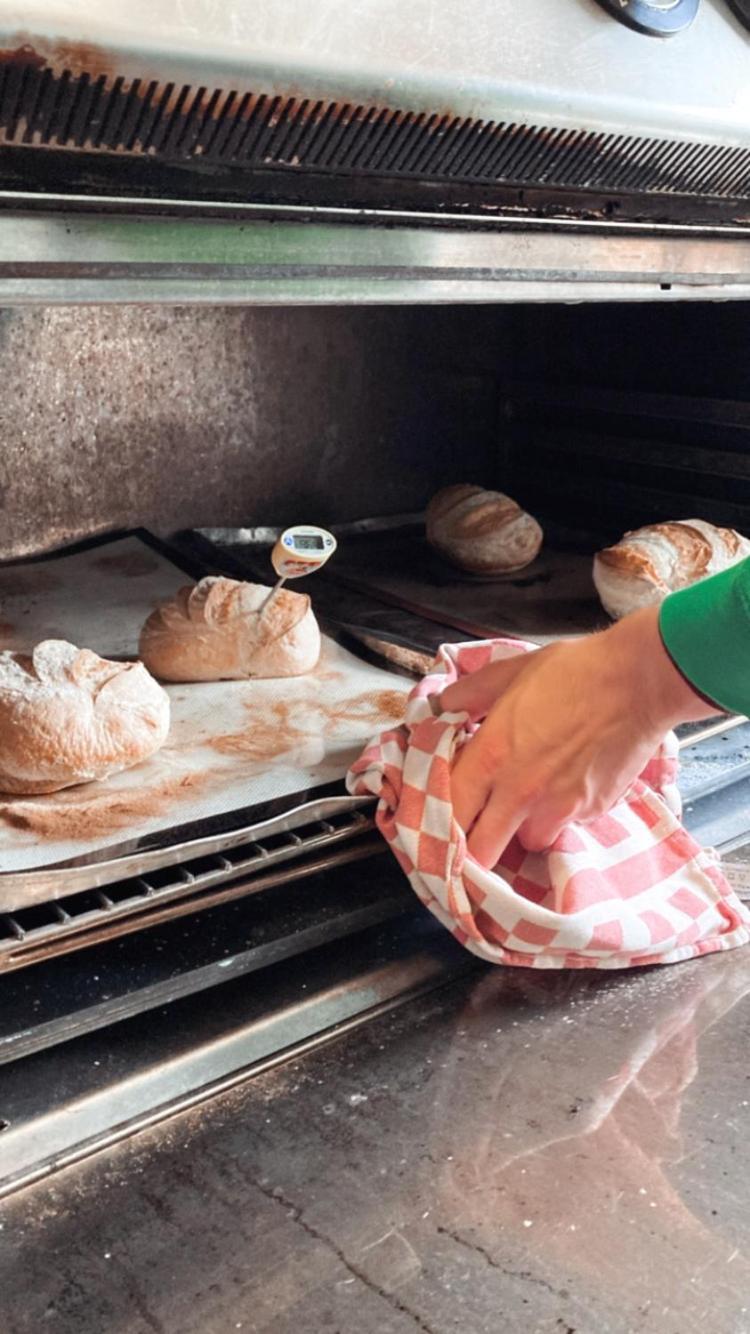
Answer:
[
  {"xmin": 440, "ymin": 652, "xmax": 530, "ymax": 720},
  {"xmin": 466, "ymin": 793, "xmax": 574, "ymax": 865},
  {"xmin": 451, "ymin": 721, "xmax": 527, "ymax": 866},
  {"xmin": 517, "ymin": 807, "xmax": 571, "ymax": 853},
  {"xmin": 466, "ymin": 784, "xmax": 525, "ymax": 869},
  {"xmin": 450, "ymin": 736, "xmax": 494, "ymax": 841}
]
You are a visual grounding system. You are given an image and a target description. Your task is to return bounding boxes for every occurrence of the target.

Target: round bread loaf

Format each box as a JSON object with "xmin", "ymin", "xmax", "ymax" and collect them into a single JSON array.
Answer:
[
  {"xmin": 139, "ymin": 576, "xmax": 321, "ymax": 682},
  {"xmin": 426, "ymin": 484, "xmax": 543, "ymax": 574},
  {"xmin": 593, "ymin": 519, "xmax": 750, "ymax": 620},
  {"xmin": 0, "ymin": 640, "xmax": 170, "ymax": 795}
]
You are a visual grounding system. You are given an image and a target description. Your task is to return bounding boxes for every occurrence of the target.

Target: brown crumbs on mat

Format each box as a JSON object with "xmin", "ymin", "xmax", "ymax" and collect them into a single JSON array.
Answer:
[
  {"xmin": 211, "ymin": 699, "xmax": 313, "ymax": 762},
  {"xmin": 0, "ymin": 771, "xmax": 207, "ymax": 840}
]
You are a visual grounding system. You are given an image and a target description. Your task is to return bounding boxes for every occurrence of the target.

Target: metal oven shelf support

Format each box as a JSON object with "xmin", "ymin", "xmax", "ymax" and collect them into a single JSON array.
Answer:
[{"xmin": 2, "ymin": 203, "xmax": 750, "ymax": 303}]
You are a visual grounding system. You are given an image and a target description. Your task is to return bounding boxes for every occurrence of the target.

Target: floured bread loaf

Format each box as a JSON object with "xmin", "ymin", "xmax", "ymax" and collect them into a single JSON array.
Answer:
[
  {"xmin": 426, "ymin": 484, "xmax": 543, "ymax": 574},
  {"xmin": 139, "ymin": 577, "xmax": 321, "ymax": 682},
  {"xmin": 0, "ymin": 640, "xmax": 170, "ymax": 795},
  {"xmin": 594, "ymin": 519, "xmax": 750, "ymax": 620}
]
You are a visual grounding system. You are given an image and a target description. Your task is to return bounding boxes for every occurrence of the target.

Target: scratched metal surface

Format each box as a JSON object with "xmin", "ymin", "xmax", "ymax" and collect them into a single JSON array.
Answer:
[{"xmin": 5, "ymin": 947, "xmax": 750, "ymax": 1333}]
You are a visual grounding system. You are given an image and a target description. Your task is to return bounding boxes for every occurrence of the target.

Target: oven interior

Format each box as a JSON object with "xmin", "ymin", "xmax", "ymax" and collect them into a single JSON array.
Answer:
[{"xmin": 2, "ymin": 296, "xmax": 750, "ymax": 1195}]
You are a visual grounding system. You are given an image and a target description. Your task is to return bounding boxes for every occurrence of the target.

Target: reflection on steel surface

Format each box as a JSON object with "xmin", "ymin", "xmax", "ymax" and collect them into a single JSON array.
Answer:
[{"xmin": 3, "ymin": 210, "xmax": 750, "ymax": 304}]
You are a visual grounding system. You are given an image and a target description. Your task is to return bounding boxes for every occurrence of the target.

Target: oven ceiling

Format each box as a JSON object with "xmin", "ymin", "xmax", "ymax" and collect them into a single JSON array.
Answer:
[
  {"xmin": 1, "ymin": 1, "xmax": 750, "ymax": 302},
  {"xmin": 0, "ymin": 0, "xmax": 749, "ymax": 225}
]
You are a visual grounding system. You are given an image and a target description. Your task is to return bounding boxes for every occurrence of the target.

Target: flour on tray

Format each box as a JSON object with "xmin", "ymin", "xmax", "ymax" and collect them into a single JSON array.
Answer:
[{"xmin": 0, "ymin": 636, "xmax": 411, "ymax": 873}]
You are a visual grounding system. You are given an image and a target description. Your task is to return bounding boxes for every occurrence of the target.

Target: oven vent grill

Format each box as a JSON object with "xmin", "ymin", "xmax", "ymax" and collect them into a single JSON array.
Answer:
[{"xmin": 2, "ymin": 56, "xmax": 750, "ymax": 200}]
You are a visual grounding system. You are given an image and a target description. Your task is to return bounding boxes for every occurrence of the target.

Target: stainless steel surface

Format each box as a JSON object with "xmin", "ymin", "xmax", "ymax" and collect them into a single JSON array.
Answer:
[
  {"xmin": 6, "ymin": 945, "xmax": 750, "ymax": 1332},
  {"xmin": 0, "ymin": 812, "xmax": 379, "ymax": 973},
  {"xmin": 0, "ymin": 917, "xmax": 474, "ymax": 1200},
  {"xmin": 0, "ymin": 793, "xmax": 372, "ymax": 906},
  {"xmin": 3, "ymin": 211, "xmax": 750, "ymax": 304},
  {"xmin": 683, "ymin": 776, "xmax": 750, "ymax": 851},
  {"xmin": 721, "ymin": 856, "xmax": 750, "ymax": 897},
  {"xmin": 4, "ymin": 0, "xmax": 749, "ymax": 144},
  {"xmin": 679, "ymin": 715, "xmax": 747, "ymax": 747}
]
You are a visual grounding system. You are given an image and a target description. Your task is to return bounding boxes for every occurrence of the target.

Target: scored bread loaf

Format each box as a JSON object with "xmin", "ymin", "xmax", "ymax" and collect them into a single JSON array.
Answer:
[
  {"xmin": 0, "ymin": 640, "xmax": 170, "ymax": 795},
  {"xmin": 593, "ymin": 519, "xmax": 750, "ymax": 620},
  {"xmin": 139, "ymin": 576, "xmax": 321, "ymax": 682},
  {"xmin": 426, "ymin": 484, "xmax": 543, "ymax": 575}
]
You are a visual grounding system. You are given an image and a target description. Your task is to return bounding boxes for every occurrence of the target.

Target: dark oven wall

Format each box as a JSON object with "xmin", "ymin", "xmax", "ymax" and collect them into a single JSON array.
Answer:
[
  {"xmin": 0, "ymin": 304, "xmax": 512, "ymax": 561},
  {"xmin": 504, "ymin": 302, "xmax": 750, "ymax": 546}
]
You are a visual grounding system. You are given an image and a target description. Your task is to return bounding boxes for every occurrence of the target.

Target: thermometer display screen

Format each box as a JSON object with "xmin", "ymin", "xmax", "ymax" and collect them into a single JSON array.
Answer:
[{"xmin": 294, "ymin": 534, "xmax": 325, "ymax": 550}]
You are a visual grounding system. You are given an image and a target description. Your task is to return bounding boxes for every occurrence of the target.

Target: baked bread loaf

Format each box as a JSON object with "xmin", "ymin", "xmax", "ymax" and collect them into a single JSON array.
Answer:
[
  {"xmin": 594, "ymin": 519, "xmax": 750, "ymax": 620},
  {"xmin": 139, "ymin": 577, "xmax": 321, "ymax": 682},
  {"xmin": 426, "ymin": 484, "xmax": 543, "ymax": 574},
  {"xmin": 0, "ymin": 640, "xmax": 169, "ymax": 795}
]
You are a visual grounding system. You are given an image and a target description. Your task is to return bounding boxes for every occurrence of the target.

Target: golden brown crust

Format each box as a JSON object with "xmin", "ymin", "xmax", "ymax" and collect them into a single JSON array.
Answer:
[
  {"xmin": 593, "ymin": 518, "xmax": 750, "ymax": 620},
  {"xmin": 425, "ymin": 484, "xmax": 484, "ymax": 526},
  {"xmin": 597, "ymin": 522, "xmax": 713, "ymax": 585},
  {"xmin": 426, "ymin": 485, "xmax": 542, "ymax": 574},
  {"xmin": 139, "ymin": 577, "xmax": 321, "ymax": 682}
]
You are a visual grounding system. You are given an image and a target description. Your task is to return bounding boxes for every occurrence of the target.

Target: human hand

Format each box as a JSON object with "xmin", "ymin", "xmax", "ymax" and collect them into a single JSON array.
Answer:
[{"xmin": 440, "ymin": 607, "xmax": 720, "ymax": 869}]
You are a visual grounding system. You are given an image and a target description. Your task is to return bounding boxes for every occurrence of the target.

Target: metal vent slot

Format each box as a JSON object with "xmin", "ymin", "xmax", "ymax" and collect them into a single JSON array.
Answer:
[
  {"xmin": 0, "ymin": 809, "xmax": 378, "ymax": 972},
  {"xmin": 1, "ymin": 55, "xmax": 750, "ymax": 200}
]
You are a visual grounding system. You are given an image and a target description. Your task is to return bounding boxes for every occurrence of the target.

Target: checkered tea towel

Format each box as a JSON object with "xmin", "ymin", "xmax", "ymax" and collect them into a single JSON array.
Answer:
[{"xmin": 346, "ymin": 639, "xmax": 750, "ymax": 970}]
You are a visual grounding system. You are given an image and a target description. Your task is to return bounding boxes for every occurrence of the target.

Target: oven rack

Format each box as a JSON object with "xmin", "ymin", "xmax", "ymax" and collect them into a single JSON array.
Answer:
[{"xmin": 0, "ymin": 808, "xmax": 380, "ymax": 973}]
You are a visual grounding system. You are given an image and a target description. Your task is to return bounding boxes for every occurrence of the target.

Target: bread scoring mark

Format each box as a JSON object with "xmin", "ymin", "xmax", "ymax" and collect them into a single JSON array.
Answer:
[
  {"xmin": 598, "ymin": 521, "xmax": 716, "ymax": 587},
  {"xmin": 722, "ymin": 528, "xmax": 742, "ymax": 557},
  {"xmin": 0, "ymin": 771, "xmax": 207, "ymax": 840},
  {"xmin": 596, "ymin": 545, "xmax": 666, "ymax": 581},
  {"xmin": 657, "ymin": 522, "xmax": 713, "ymax": 577},
  {"xmin": 140, "ymin": 576, "xmax": 319, "ymax": 681},
  {"xmin": 427, "ymin": 484, "xmax": 483, "ymax": 524},
  {"xmin": 94, "ymin": 551, "xmax": 161, "ymax": 578},
  {"xmin": 454, "ymin": 496, "xmax": 521, "ymax": 539}
]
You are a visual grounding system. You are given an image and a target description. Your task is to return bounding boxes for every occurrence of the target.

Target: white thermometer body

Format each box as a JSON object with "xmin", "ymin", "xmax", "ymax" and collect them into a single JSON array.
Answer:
[
  {"xmin": 271, "ymin": 526, "xmax": 337, "ymax": 579},
  {"xmin": 261, "ymin": 525, "xmax": 337, "ymax": 612}
]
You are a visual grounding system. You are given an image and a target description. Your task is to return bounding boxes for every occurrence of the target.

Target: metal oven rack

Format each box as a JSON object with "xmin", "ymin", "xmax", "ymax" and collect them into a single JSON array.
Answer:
[{"xmin": 0, "ymin": 807, "xmax": 380, "ymax": 973}]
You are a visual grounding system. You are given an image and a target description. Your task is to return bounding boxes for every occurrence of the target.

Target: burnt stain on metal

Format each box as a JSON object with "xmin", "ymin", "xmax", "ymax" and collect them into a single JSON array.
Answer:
[
  {"xmin": 0, "ymin": 35, "xmax": 119, "ymax": 78},
  {"xmin": 0, "ymin": 43, "xmax": 47, "ymax": 71}
]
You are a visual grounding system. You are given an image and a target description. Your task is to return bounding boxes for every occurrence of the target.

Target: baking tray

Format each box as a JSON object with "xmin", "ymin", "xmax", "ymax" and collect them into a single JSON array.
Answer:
[
  {"xmin": 0, "ymin": 531, "xmax": 413, "ymax": 907},
  {"xmin": 197, "ymin": 519, "xmax": 608, "ymax": 646}
]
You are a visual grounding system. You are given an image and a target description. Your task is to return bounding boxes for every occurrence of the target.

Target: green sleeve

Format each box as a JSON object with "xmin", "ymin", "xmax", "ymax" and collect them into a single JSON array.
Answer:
[{"xmin": 659, "ymin": 557, "xmax": 750, "ymax": 716}]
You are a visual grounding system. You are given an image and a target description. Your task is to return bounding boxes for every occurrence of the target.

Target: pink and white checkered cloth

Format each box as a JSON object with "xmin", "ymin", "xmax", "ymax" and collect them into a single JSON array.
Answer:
[{"xmin": 346, "ymin": 639, "xmax": 750, "ymax": 970}]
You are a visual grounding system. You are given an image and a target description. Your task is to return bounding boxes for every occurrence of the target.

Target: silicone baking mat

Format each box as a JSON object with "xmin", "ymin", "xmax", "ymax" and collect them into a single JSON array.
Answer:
[{"xmin": 0, "ymin": 533, "xmax": 412, "ymax": 877}]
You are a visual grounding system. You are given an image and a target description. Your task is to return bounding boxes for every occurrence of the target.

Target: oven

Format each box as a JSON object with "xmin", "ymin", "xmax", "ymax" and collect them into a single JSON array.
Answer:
[{"xmin": 2, "ymin": 3, "xmax": 750, "ymax": 1310}]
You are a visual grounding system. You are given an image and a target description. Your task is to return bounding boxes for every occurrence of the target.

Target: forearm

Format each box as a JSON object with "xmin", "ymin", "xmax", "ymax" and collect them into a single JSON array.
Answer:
[{"xmin": 611, "ymin": 606, "xmax": 721, "ymax": 731}]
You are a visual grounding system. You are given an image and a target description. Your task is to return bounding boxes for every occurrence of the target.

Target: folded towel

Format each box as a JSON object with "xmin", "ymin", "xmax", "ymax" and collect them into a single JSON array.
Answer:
[{"xmin": 346, "ymin": 639, "xmax": 750, "ymax": 970}]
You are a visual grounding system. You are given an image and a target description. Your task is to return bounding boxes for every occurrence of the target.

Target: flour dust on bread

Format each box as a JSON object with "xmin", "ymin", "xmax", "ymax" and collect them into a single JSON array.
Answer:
[
  {"xmin": 426, "ymin": 484, "xmax": 543, "ymax": 575},
  {"xmin": 139, "ymin": 577, "xmax": 321, "ymax": 682},
  {"xmin": 593, "ymin": 519, "xmax": 750, "ymax": 620},
  {"xmin": 0, "ymin": 640, "xmax": 170, "ymax": 795}
]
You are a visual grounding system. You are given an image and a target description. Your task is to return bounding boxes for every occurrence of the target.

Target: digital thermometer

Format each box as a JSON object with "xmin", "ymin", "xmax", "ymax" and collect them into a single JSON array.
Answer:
[{"xmin": 260, "ymin": 525, "xmax": 337, "ymax": 612}]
